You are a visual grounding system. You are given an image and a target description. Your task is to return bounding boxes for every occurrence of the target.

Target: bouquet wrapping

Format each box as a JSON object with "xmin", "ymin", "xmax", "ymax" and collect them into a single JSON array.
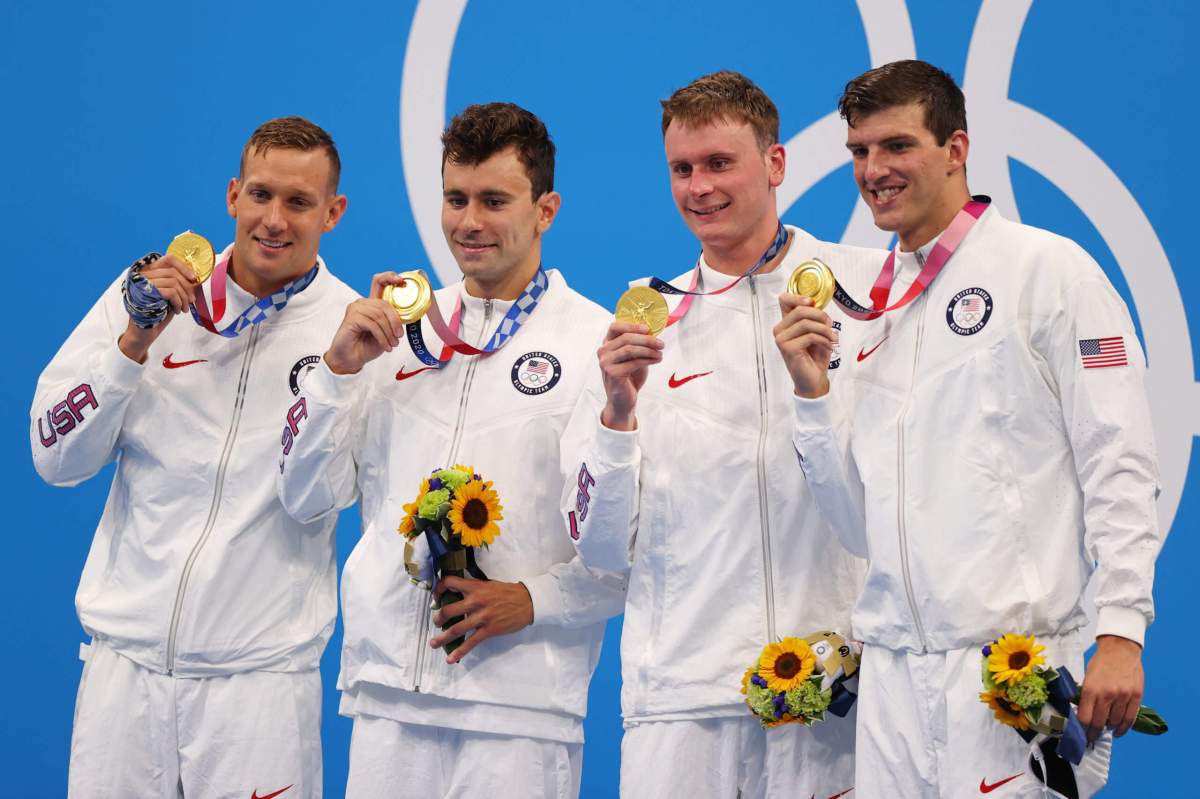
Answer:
[{"xmin": 399, "ymin": 465, "xmax": 503, "ymax": 655}]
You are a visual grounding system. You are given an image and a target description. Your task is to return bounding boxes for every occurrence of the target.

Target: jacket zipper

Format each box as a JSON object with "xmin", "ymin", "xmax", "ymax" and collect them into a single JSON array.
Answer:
[
  {"xmin": 897, "ymin": 256, "xmax": 930, "ymax": 652},
  {"xmin": 413, "ymin": 299, "xmax": 493, "ymax": 691},
  {"xmin": 749, "ymin": 278, "xmax": 778, "ymax": 642},
  {"xmin": 165, "ymin": 324, "xmax": 261, "ymax": 674}
]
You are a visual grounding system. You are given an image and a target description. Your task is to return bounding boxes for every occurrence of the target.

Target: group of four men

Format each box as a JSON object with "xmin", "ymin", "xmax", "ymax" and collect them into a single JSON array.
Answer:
[{"xmin": 34, "ymin": 60, "xmax": 1160, "ymax": 799}]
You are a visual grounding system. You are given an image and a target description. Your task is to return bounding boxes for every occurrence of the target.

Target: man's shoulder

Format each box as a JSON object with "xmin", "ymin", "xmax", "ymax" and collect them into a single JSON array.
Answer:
[{"xmin": 980, "ymin": 212, "xmax": 1102, "ymax": 280}]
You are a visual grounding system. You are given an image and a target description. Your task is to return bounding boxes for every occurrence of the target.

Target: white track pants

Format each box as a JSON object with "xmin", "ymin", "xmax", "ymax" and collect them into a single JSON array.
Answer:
[
  {"xmin": 68, "ymin": 639, "xmax": 322, "ymax": 799},
  {"xmin": 619, "ymin": 711, "xmax": 856, "ymax": 799},
  {"xmin": 345, "ymin": 714, "xmax": 582, "ymax": 799}
]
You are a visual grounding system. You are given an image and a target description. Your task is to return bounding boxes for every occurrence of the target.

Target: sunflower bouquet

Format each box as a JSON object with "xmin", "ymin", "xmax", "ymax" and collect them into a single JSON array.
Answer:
[
  {"xmin": 398, "ymin": 465, "xmax": 503, "ymax": 655},
  {"xmin": 741, "ymin": 631, "xmax": 862, "ymax": 728},
  {"xmin": 979, "ymin": 632, "xmax": 1166, "ymax": 764}
]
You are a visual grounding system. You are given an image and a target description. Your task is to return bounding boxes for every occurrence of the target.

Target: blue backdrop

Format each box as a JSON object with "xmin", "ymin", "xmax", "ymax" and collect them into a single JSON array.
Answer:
[{"xmin": 3, "ymin": 1, "xmax": 1193, "ymax": 796}]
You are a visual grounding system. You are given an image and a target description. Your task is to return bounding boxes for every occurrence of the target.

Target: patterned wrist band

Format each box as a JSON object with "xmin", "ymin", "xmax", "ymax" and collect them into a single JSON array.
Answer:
[{"xmin": 121, "ymin": 252, "xmax": 169, "ymax": 329}]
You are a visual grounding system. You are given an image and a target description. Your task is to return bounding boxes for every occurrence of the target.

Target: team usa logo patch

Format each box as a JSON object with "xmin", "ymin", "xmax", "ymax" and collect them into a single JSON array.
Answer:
[
  {"xmin": 511, "ymin": 351, "xmax": 561, "ymax": 395},
  {"xmin": 289, "ymin": 355, "xmax": 322, "ymax": 395},
  {"xmin": 946, "ymin": 288, "xmax": 993, "ymax": 336},
  {"xmin": 828, "ymin": 320, "xmax": 842, "ymax": 370}
]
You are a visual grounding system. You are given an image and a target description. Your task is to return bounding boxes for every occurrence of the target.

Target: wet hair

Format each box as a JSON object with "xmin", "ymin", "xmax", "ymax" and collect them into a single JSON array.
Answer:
[
  {"xmin": 441, "ymin": 102, "xmax": 555, "ymax": 199},
  {"xmin": 838, "ymin": 59, "xmax": 967, "ymax": 145},
  {"xmin": 660, "ymin": 70, "xmax": 780, "ymax": 152},
  {"xmin": 239, "ymin": 116, "xmax": 341, "ymax": 192}
]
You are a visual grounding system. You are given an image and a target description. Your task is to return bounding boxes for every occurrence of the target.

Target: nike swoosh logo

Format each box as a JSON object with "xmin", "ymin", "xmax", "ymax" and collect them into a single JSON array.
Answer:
[
  {"xmin": 856, "ymin": 338, "xmax": 888, "ymax": 362},
  {"xmin": 668, "ymin": 370, "xmax": 713, "ymax": 388},
  {"xmin": 809, "ymin": 790, "xmax": 854, "ymax": 799},
  {"xmin": 162, "ymin": 354, "xmax": 208, "ymax": 369},
  {"xmin": 250, "ymin": 787, "xmax": 292, "ymax": 799},
  {"xmin": 980, "ymin": 773, "xmax": 1022, "ymax": 793},
  {"xmin": 395, "ymin": 366, "xmax": 436, "ymax": 381}
]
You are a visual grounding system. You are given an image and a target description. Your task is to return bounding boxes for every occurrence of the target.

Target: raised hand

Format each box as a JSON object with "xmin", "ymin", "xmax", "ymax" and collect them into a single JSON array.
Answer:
[
  {"xmin": 597, "ymin": 320, "xmax": 664, "ymax": 431},
  {"xmin": 773, "ymin": 293, "xmax": 839, "ymax": 399},
  {"xmin": 323, "ymin": 271, "xmax": 410, "ymax": 375},
  {"xmin": 117, "ymin": 254, "xmax": 198, "ymax": 363}
]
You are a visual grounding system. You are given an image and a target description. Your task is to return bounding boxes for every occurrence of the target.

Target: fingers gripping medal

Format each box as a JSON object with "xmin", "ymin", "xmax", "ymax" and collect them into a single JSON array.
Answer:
[
  {"xmin": 787, "ymin": 259, "xmax": 836, "ymax": 310},
  {"xmin": 123, "ymin": 230, "xmax": 215, "ymax": 328},
  {"xmin": 382, "ymin": 271, "xmax": 434, "ymax": 323},
  {"xmin": 166, "ymin": 231, "xmax": 215, "ymax": 284},
  {"xmin": 615, "ymin": 286, "xmax": 669, "ymax": 336}
]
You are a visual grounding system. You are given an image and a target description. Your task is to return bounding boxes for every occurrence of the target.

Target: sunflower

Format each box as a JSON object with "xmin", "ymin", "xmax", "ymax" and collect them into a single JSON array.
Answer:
[
  {"xmin": 448, "ymin": 479, "xmax": 503, "ymax": 547},
  {"xmin": 980, "ymin": 690, "xmax": 1031, "ymax": 731},
  {"xmin": 756, "ymin": 638, "xmax": 816, "ymax": 692},
  {"xmin": 741, "ymin": 667, "xmax": 755, "ymax": 695},
  {"xmin": 986, "ymin": 633, "xmax": 1046, "ymax": 684},
  {"xmin": 398, "ymin": 478, "xmax": 430, "ymax": 537}
]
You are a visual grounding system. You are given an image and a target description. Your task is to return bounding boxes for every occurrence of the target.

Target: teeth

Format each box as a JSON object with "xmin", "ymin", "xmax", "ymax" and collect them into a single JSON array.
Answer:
[
  {"xmin": 693, "ymin": 202, "xmax": 730, "ymax": 215},
  {"xmin": 874, "ymin": 187, "xmax": 902, "ymax": 201},
  {"xmin": 259, "ymin": 239, "xmax": 287, "ymax": 249}
]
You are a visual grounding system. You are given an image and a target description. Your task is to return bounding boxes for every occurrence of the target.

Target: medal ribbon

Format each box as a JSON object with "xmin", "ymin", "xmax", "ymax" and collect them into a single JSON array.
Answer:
[
  {"xmin": 831, "ymin": 196, "xmax": 990, "ymax": 320},
  {"xmin": 647, "ymin": 223, "xmax": 789, "ymax": 329},
  {"xmin": 190, "ymin": 252, "xmax": 319, "ymax": 338},
  {"xmin": 405, "ymin": 267, "xmax": 549, "ymax": 367}
]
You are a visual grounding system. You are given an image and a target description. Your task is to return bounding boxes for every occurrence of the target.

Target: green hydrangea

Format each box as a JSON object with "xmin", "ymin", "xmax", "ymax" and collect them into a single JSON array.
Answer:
[
  {"xmin": 418, "ymin": 488, "xmax": 451, "ymax": 520},
  {"xmin": 1008, "ymin": 673, "xmax": 1049, "ymax": 709},
  {"xmin": 434, "ymin": 468, "xmax": 471, "ymax": 492},
  {"xmin": 745, "ymin": 682, "xmax": 777, "ymax": 721},
  {"xmin": 785, "ymin": 677, "xmax": 831, "ymax": 721}
]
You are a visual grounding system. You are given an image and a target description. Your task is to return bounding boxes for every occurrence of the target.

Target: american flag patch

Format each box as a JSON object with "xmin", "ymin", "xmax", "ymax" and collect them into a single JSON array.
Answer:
[
  {"xmin": 1079, "ymin": 336, "xmax": 1128, "ymax": 369},
  {"xmin": 525, "ymin": 359, "xmax": 548, "ymax": 375}
]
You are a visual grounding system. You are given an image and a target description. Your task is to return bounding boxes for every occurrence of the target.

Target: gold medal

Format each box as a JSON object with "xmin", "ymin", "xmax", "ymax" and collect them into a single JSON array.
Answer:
[
  {"xmin": 787, "ymin": 259, "xmax": 836, "ymax": 310},
  {"xmin": 166, "ymin": 230, "xmax": 215, "ymax": 283},
  {"xmin": 382, "ymin": 270, "xmax": 433, "ymax": 323},
  {"xmin": 614, "ymin": 286, "xmax": 669, "ymax": 336}
]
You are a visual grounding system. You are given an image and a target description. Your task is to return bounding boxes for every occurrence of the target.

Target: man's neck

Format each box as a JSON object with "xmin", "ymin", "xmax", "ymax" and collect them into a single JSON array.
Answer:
[
  {"xmin": 228, "ymin": 257, "xmax": 311, "ymax": 300},
  {"xmin": 898, "ymin": 187, "xmax": 973, "ymax": 252},
  {"xmin": 464, "ymin": 254, "xmax": 541, "ymax": 301},
  {"xmin": 703, "ymin": 215, "xmax": 784, "ymax": 276}
]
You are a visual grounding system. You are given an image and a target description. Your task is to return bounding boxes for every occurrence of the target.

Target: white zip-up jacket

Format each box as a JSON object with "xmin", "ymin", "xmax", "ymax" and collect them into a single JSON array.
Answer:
[
  {"xmin": 559, "ymin": 227, "xmax": 882, "ymax": 720},
  {"xmin": 278, "ymin": 270, "xmax": 625, "ymax": 741},
  {"xmin": 792, "ymin": 206, "xmax": 1163, "ymax": 653},
  {"xmin": 31, "ymin": 252, "xmax": 356, "ymax": 676}
]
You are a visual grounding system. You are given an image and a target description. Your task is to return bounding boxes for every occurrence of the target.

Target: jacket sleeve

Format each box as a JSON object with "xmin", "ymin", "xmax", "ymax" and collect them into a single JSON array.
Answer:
[
  {"xmin": 1036, "ymin": 249, "xmax": 1163, "ymax": 646},
  {"xmin": 791, "ymin": 390, "xmax": 870, "ymax": 558},
  {"xmin": 31, "ymin": 274, "xmax": 146, "ymax": 486},
  {"xmin": 523, "ymin": 555, "xmax": 627, "ymax": 629},
  {"xmin": 558, "ymin": 371, "xmax": 642, "ymax": 576},
  {"xmin": 277, "ymin": 357, "xmax": 368, "ymax": 523}
]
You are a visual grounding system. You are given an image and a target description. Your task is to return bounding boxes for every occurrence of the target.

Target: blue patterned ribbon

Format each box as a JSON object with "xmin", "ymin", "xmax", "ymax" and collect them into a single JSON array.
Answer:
[
  {"xmin": 406, "ymin": 267, "xmax": 549, "ymax": 367},
  {"xmin": 190, "ymin": 264, "xmax": 319, "ymax": 338}
]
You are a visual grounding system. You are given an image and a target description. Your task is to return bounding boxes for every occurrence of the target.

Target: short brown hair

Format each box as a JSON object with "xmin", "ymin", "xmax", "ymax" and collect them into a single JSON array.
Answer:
[
  {"xmin": 660, "ymin": 70, "xmax": 780, "ymax": 152},
  {"xmin": 240, "ymin": 116, "xmax": 341, "ymax": 192},
  {"xmin": 441, "ymin": 102, "xmax": 555, "ymax": 200},
  {"xmin": 839, "ymin": 60, "xmax": 967, "ymax": 146}
]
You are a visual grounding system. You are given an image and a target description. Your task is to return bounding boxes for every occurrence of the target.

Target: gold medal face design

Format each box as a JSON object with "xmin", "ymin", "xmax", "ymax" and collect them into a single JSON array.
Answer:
[
  {"xmin": 787, "ymin": 259, "xmax": 836, "ymax": 310},
  {"xmin": 166, "ymin": 231, "xmax": 215, "ymax": 284},
  {"xmin": 615, "ymin": 286, "xmax": 669, "ymax": 336},
  {"xmin": 382, "ymin": 270, "xmax": 433, "ymax": 323}
]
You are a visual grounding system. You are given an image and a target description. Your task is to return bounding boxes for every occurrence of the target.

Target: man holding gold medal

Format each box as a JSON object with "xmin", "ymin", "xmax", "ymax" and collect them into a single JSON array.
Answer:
[
  {"xmin": 559, "ymin": 71, "xmax": 882, "ymax": 797},
  {"xmin": 31, "ymin": 117, "xmax": 353, "ymax": 797},
  {"xmin": 278, "ymin": 103, "xmax": 624, "ymax": 798},
  {"xmin": 776, "ymin": 61, "xmax": 1163, "ymax": 797}
]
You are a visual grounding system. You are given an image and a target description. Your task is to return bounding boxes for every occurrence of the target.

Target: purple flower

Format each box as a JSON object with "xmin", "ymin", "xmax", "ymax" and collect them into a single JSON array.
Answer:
[
  {"xmin": 772, "ymin": 694, "xmax": 787, "ymax": 719},
  {"xmin": 429, "ymin": 478, "xmax": 443, "ymax": 490},
  {"xmin": 982, "ymin": 645, "xmax": 992, "ymax": 657},
  {"xmin": 751, "ymin": 675, "xmax": 768, "ymax": 688}
]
